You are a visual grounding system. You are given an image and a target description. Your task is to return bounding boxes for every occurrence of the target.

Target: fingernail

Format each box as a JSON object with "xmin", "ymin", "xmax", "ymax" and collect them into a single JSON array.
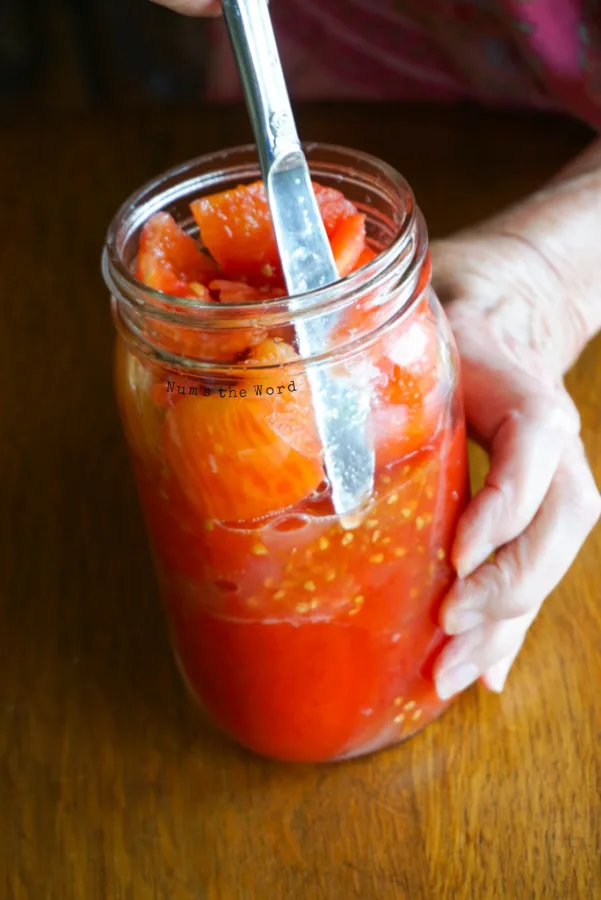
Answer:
[
  {"xmin": 456, "ymin": 542, "xmax": 493, "ymax": 579},
  {"xmin": 485, "ymin": 661, "xmax": 512, "ymax": 693},
  {"xmin": 436, "ymin": 663, "xmax": 479, "ymax": 701},
  {"xmin": 486, "ymin": 671, "xmax": 507, "ymax": 693},
  {"xmin": 444, "ymin": 609, "xmax": 485, "ymax": 635}
]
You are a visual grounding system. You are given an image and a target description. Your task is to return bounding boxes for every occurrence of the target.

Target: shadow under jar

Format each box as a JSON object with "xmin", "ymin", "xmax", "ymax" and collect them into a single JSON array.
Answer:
[{"xmin": 102, "ymin": 144, "xmax": 470, "ymax": 763}]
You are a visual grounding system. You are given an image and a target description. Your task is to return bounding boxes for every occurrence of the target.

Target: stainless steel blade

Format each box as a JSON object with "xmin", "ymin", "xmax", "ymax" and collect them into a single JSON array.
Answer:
[{"xmin": 222, "ymin": 0, "xmax": 375, "ymax": 519}]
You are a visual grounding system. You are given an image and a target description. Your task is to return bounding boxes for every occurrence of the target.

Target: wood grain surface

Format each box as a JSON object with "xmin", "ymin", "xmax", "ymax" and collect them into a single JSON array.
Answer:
[{"xmin": 1, "ymin": 105, "xmax": 600, "ymax": 900}]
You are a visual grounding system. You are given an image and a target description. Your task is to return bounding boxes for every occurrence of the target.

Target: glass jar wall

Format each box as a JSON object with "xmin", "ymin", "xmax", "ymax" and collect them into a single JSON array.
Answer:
[{"xmin": 102, "ymin": 144, "xmax": 469, "ymax": 763}]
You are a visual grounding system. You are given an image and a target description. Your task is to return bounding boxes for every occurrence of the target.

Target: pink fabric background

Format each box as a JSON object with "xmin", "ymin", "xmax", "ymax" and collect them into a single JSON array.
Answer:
[{"xmin": 204, "ymin": 1, "xmax": 601, "ymax": 129}]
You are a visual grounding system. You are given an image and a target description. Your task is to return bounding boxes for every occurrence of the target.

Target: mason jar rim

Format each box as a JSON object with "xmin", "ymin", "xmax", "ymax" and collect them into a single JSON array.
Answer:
[{"xmin": 102, "ymin": 142, "xmax": 429, "ymax": 369}]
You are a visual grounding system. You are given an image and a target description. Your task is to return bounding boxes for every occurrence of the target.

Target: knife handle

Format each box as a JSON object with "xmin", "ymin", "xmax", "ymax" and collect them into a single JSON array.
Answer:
[{"xmin": 221, "ymin": 0, "xmax": 301, "ymax": 174}]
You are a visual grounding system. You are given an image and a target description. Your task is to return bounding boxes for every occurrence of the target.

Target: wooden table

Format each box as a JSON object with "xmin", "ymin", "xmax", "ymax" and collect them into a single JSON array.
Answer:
[{"xmin": 1, "ymin": 105, "xmax": 600, "ymax": 900}]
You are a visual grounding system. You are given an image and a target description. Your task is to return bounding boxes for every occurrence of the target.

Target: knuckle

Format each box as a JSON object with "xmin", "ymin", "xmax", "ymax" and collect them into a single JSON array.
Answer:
[
  {"xmin": 490, "ymin": 559, "xmax": 530, "ymax": 617},
  {"xmin": 551, "ymin": 399, "xmax": 581, "ymax": 437},
  {"xmin": 529, "ymin": 390, "xmax": 581, "ymax": 437},
  {"xmin": 489, "ymin": 548, "xmax": 536, "ymax": 618},
  {"xmin": 482, "ymin": 473, "xmax": 511, "ymax": 513}
]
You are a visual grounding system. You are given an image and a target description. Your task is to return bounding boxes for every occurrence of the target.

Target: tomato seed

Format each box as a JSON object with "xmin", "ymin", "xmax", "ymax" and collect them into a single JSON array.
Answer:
[{"xmin": 251, "ymin": 543, "xmax": 268, "ymax": 556}]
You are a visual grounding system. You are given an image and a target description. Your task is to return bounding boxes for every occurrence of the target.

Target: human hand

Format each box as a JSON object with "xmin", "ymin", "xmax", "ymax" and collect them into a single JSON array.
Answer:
[
  {"xmin": 430, "ymin": 229, "xmax": 601, "ymax": 700},
  {"xmin": 149, "ymin": 0, "xmax": 222, "ymax": 16}
]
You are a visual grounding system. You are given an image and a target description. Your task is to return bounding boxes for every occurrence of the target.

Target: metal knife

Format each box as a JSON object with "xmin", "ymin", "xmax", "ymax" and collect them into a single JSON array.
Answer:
[{"xmin": 222, "ymin": 0, "xmax": 375, "ymax": 520}]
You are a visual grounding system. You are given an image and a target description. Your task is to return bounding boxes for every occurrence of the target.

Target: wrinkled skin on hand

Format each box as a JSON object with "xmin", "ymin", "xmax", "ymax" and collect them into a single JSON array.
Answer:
[{"xmin": 431, "ymin": 230, "xmax": 601, "ymax": 699}]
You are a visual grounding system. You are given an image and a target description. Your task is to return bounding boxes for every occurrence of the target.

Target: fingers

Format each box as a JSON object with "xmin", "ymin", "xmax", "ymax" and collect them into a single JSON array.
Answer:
[
  {"xmin": 435, "ymin": 613, "xmax": 534, "ymax": 700},
  {"xmin": 149, "ymin": 0, "xmax": 222, "ymax": 16},
  {"xmin": 442, "ymin": 437, "xmax": 601, "ymax": 633},
  {"xmin": 435, "ymin": 438, "xmax": 601, "ymax": 700},
  {"xmin": 452, "ymin": 394, "xmax": 580, "ymax": 577},
  {"xmin": 481, "ymin": 639, "xmax": 525, "ymax": 693}
]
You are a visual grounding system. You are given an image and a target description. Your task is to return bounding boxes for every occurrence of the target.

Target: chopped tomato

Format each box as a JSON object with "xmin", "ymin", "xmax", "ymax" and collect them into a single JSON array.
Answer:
[
  {"xmin": 244, "ymin": 338, "xmax": 322, "ymax": 459},
  {"xmin": 332, "ymin": 253, "xmax": 443, "ymax": 466},
  {"xmin": 330, "ymin": 212, "xmax": 367, "ymax": 277},
  {"xmin": 135, "ymin": 213, "xmax": 268, "ymax": 360},
  {"xmin": 371, "ymin": 297, "xmax": 444, "ymax": 465},
  {"xmin": 163, "ymin": 389, "xmax": 324, "ymax": 523},
  {"xmin": 145, "ymin": 316, "xmax": 267, "ymax": 364},
  {"xmin": 350, "ymin": 245, "xmax": 378, "ymax": 272},
  {"xmin": 209, "ymin": 279, "xmax": 286, "ymax": 304},
  {"xmin": 247, "ymin": 337, "xmax": 299, "ymax": 366},
  {"xmin": 209, "ymin": 279, "xmax": 260, "ymax": 301},
  {"xmin": 135, "ymin": 211, "xmax": 218, "ymax": 298},
  {"xmin": 314, "ymin": 183, "xmax": 361, "ymax": 236},
  {"xmin": 190, "ymin": 180, "xmax": 358, "ymax": 287}
]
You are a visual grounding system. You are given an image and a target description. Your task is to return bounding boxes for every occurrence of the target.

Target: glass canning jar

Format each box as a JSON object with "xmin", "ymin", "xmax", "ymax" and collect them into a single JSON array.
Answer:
[{"xmin": 102, "ymin": 144, "xmax": 470, "ymax": 763}]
